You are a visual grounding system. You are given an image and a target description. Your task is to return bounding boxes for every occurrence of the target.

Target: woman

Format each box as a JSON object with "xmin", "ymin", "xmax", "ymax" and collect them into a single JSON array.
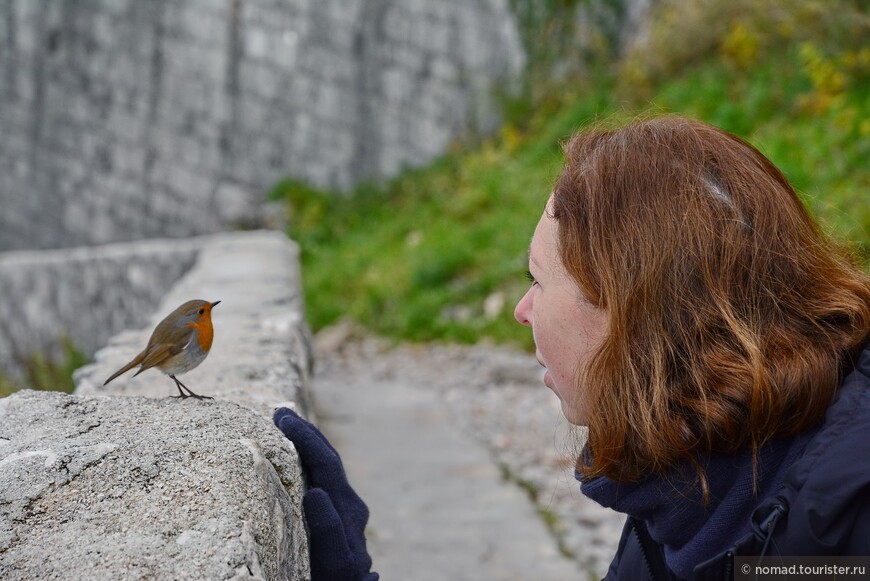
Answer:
[{"xmin": 275, "ymin": 116, "xmax": 870, "ymax": 580}]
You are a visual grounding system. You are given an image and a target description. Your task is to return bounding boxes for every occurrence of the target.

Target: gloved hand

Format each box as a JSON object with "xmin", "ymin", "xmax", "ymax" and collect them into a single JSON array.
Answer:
[{"xmin": 273, "ymin": 407, "xmax": 379, "ymax": 581}]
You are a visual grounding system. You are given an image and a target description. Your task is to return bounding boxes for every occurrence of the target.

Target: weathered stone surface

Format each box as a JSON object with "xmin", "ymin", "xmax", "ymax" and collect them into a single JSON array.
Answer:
[
  {"xmin": 0, "ymin": 390, "xmax": 309, "ymax": 581},
  {"xmin": 0, "ymin": 0, "xmax": 524, "ymax": 251}
]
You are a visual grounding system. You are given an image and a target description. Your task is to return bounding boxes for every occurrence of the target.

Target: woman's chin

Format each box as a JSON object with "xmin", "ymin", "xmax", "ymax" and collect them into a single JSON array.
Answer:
[{"xmin": 559, "ymin": 399, "xmax": 587, "ymax": 427}]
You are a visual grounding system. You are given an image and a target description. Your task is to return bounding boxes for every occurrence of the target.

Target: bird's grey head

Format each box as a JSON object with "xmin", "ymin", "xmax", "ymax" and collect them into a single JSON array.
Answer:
[{"xmin": 171, "ymin": 299, "xmax": 220, "ymax": 326}]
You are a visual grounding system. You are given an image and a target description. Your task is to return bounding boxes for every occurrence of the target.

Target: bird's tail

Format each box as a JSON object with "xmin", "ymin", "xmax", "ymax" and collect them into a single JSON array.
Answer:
[{"xmin": 103, "ymin": 351, "xmax": 146, "ymax": 385}]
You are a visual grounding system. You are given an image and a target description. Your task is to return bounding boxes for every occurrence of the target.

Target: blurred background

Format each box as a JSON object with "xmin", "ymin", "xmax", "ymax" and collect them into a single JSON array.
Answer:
[{"xmin": 1, "ymin": 0, "xmax": 868, "ymax": 393}]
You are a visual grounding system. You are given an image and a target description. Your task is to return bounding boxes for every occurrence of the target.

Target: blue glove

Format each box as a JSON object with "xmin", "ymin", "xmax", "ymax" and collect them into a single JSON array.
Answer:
[{"xmin": 273, "ymin": 407, "xmax": 379, "ymax": 581}]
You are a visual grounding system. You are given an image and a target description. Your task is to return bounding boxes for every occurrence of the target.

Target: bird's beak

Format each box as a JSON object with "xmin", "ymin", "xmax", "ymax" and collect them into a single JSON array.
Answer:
[{"xmin": 211, "ymin": 300, "xmax": 221, "ymax": 308}]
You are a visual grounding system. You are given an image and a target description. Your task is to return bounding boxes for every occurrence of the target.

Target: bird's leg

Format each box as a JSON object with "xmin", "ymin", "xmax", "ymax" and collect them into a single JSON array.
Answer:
[
  {"xmin": 170, "ymin": 375, "xmax": 213, "ymax": 400},
  {"xmin": 170, "ymin": 375, "xmax": 189, "ymax": 399}
]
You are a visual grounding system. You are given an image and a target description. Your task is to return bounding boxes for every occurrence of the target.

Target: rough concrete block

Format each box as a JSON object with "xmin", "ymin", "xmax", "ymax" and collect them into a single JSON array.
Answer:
[{"xmin": 0, "ymin": 390, "xmax": 309, "ymax": 580}]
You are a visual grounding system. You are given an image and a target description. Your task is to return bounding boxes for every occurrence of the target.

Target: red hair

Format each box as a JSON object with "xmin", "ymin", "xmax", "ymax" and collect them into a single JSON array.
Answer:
[{"xmin": 552, "ymin": 116, "xmax": 870, "ymax": 492}]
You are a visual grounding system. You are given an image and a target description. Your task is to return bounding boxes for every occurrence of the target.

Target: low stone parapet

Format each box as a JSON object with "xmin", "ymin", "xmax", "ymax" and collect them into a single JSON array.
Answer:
[{"xmin": 1, "ymin": 230, "xmax": 312, "ymax": 580}]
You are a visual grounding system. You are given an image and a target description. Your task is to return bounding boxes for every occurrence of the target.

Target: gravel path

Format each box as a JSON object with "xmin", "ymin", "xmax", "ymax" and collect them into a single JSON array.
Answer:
[{"xmin": 310, "ymin": 324, "xmax": 625, "ymax": 578}]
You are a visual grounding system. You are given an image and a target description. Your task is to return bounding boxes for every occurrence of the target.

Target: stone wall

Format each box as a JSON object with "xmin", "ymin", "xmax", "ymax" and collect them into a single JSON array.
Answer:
[
  {"xmin": 0, "ymin": 0, "xmax": 524, "ymax": 251},
  {"xmin": 1, "ymin": 230, "xmax": 314, "ymax": 579},
  {"xmin": 0, "ymin": 237, "xmax": 199, "ymax": 379}
]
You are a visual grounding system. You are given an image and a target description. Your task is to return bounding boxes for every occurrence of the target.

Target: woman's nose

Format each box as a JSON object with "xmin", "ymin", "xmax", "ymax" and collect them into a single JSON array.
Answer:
[{"xmin": 514, "ymin": 288, "xmax": 532, "ymax": 327}]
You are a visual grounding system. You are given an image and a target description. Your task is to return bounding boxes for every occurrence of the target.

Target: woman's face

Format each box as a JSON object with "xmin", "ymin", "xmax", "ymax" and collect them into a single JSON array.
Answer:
[{"xmin": 514, "ymin": 197, "xmax": 609, "ymax": 426}]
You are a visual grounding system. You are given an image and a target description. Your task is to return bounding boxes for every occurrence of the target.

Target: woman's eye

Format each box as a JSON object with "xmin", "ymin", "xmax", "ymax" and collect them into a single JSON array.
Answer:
[{"xmin": 525, "ymin": 270, "xmax": 537, "ymax": 285}]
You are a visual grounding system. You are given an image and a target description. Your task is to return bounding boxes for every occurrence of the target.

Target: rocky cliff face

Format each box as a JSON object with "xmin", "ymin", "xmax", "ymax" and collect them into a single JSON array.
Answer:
[{"xmin": 0, "ymin": 0, "xmax": 524, "ymax": 251}]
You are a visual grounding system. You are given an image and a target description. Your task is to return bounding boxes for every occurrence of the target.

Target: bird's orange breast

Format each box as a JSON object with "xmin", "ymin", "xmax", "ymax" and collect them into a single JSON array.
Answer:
[{"xmin": 189, "ymin": 319, "xmax": 214, "ymax": 351}]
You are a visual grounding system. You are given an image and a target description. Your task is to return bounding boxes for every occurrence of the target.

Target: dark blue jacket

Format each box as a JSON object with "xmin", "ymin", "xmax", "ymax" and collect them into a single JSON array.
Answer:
[{"xmin": 602, "ymin": 342, "xmax": 870, "ymax": 580}]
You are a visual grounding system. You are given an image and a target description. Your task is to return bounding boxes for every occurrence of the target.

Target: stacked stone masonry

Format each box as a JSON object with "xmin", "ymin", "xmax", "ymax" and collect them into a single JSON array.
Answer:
[{"xmin": 0, "ymin": 0, "xmax": 524, "ymax": 250}]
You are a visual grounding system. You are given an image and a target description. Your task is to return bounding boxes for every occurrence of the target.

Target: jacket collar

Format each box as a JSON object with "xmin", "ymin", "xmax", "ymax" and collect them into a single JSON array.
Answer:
[{"xmin": 579, "ymin": 430, "xmax": 813, "ymax": 580}]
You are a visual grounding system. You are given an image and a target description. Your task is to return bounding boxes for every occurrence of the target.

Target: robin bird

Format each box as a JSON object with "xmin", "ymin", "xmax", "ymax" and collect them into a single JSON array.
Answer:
[{"xmin": 104, "ymin": 299, "xmax": 220, "ymax": 400}]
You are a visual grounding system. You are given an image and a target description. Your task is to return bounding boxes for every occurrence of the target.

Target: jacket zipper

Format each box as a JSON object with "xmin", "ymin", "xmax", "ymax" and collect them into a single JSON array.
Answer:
[
  {"xmin": 632, "ymin": 517, "xmax": 672, "ymax": 581},
  {"xmin": 723, "ymin": 550, "xmax": 734, "ymax": 581}
]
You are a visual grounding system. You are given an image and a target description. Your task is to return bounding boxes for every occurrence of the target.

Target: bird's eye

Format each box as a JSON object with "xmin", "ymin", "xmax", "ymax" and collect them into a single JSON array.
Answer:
[{"xmin": 198, "ymin": 308, "xmax": 205, "ymax": 315}]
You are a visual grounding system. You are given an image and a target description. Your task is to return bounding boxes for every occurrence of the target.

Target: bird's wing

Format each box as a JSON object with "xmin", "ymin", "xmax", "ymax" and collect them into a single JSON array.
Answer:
[
  {"xmin": 123, "ymin": 317, "xmax": 195, "ymax": 377},
  {"xmin": 149, "ymin": 315, "xmax": 193, "ymax": 347},
  {"xmin": 105, "ymin": 321, "xmax": 194, "ymax": 383},
  {"xmin": 133, "ymin": 338, "xmax": 189, "ymax": 375}
]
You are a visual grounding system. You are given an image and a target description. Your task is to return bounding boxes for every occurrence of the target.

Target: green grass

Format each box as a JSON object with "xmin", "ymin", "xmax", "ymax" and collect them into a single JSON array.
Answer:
[
  {"xmin": 0, "ymin": 340, "xmax": 88, "ymax": 398},
  {"xmin": 272, "ymin": 3, "xmax": 870, "ymax": 349},
  {"xmin": 271, "ymin": 83, "xmax": 622, "ymax": 349}
]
